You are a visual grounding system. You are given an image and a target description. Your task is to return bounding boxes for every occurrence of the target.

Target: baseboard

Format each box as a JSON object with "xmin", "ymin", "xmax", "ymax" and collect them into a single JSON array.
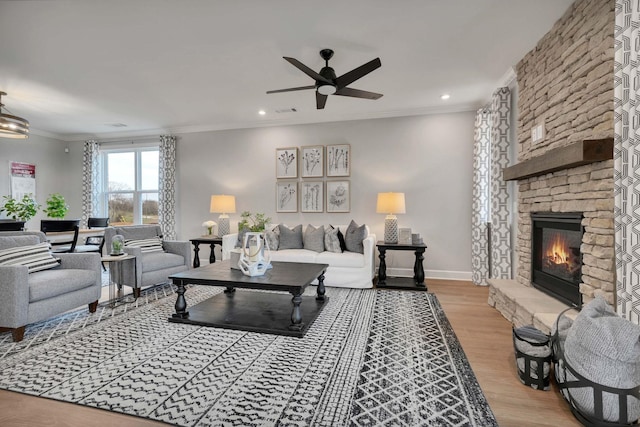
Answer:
[{"xmin": 384, "ymin": 268, "xmax": 471, "ymax": 281}]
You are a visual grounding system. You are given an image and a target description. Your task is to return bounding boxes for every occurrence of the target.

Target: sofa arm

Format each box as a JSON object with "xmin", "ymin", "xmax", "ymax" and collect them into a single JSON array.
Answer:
[
  {"xmin": 0, "ymin": 265, "xmax": 29, "ymax": 328},
  {"xmin": 222, "ymin": 233, "xmax": 238, "ymax": 260},
  {"xmin": 363, "ymin": 233, "xmax": 377, "ymax": 279},
  {"xmin": 163, "ymin": 240, "xmax": 192, "ymax": 268},
  {"xmin": 56, "ymin": 253, "xmax": 102, "ymax": 288}
]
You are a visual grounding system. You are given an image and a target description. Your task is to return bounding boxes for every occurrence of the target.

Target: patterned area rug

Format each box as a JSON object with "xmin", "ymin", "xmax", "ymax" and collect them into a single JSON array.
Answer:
[{"xmin": 0, "ymin": 285, "xmax": 497, "ymax": 426}]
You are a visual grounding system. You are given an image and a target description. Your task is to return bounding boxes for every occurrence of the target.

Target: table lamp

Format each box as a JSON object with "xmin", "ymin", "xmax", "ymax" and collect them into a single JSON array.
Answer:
[
  {"xmin": 376, "ymin": 192, "xmax": 406, "ymax": 244},
  {"xmin": 210, "ymin": 194, "xmax": 236, "ymax": 236}
]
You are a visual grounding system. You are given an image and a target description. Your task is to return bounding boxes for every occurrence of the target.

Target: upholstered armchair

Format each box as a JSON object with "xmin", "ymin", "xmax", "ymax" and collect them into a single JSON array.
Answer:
[
  {"xmin": 0, "ymin": 231, "xmax": 102, "ymax": 342},
  {"xmin": 103, "ymin": 225, "xmax": 191, "ymax": 298}
]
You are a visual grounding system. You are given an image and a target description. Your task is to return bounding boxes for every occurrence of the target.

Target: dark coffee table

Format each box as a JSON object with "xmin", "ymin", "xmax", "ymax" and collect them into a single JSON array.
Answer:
[{"xmin": 168, "ymin": 260, "xmax": 329, "ymax": 337}]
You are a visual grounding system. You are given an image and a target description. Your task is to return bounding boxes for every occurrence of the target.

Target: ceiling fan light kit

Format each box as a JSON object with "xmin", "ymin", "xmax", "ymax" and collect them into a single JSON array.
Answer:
[
  {"xmin": 0, "ymin": 91, "xmax": 29, "ymax": 139},
  {"xmin": 267, "ymin": 49, "xmax": 383, "ymax": 109}
]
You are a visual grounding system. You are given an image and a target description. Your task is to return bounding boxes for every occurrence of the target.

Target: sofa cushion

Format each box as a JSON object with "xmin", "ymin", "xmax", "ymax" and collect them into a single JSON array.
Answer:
[
  {"xmin": 324, "ymin": 226, "xmax": 342, "ymax": 253},
  {"xmin": 269, "ymin": 249, "xmax": 317, "ymax": 263},
  {"xmin": 0, "ymin": 242, "xmax": 61, "ymax": 273},
  {"xmin": 304, "ymin": 225, "xmax": 325, "ymax": 253},
  {"xmin": 316, "ymin": 250, "xmax": 365, "ymax": 268},
  {"xmin": 114, "ymin": 226, "xmax": 161, "ymax": 241},
  {"xmin": 278, "ymin": 224, "xmax": 303, "ymax": 249},
  {"xmin": 0, "ymin": 235, "xmax": 40, "ymax": 250},
  {"xmin": 125, "ymin": 237, "xmax": 164, "ymax": 253},
  {"xmin": 345, "ymin": 220, "xmax": 366, "ymax": 254},
  {"xmin": 264, "ymin": 226, "xmax": 279, "ymax": 251},
  {"xmin": 29, "ymin": 268, "xmax": 96, "ymax": 302},
  {"xmin": 141, "ymin": 252, "xmax": 186, "ymax": 273}
]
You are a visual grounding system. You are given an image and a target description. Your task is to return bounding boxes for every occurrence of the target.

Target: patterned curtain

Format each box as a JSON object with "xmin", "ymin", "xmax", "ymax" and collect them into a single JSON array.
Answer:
[
  {"xmin": 489, "ymin": 87, "xmax": 512, "ymax": 280},
  {"xmin": 81, "ymin": 140, "xmax": 101, "ymax": 228},
  {"xmin": 614, "ymin": 0, "xmax": 640, "ymax": 324},
  {"xmin": 471, "ymin": 108, "xmax": 491, "ymax": 285},
  {"xmin": 471, "ymin": 88, "xmax": 512, "ymax": 285},
  {"xmin": 158, "ymin": 135, "xmax": 177, "ymax": 240}
]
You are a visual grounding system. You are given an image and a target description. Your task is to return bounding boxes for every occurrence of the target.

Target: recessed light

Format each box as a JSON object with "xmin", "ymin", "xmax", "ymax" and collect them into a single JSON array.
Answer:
[
  {"xmin": 258, "ymin": 110, "xmax": 266, "ymax": 115},
  {"xmin": 440, "ymin": 94, "xmax": 450, "ymax": 100}
]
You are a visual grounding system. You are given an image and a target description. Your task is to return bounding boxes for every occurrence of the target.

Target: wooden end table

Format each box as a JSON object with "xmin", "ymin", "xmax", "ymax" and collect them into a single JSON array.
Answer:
[
  {"xmin": 190, "ymin": 236, "xmax": 223, "ymax": 268},
  {"xmin": 376, "ymin": 241, "xmax": 428, "ymax": 290}
]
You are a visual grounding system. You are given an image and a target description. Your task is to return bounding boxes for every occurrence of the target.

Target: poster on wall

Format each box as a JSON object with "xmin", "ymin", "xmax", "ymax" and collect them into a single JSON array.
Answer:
[{"xmin": 10, "ymin": 161, "xmax": 36, "ymax": 199}]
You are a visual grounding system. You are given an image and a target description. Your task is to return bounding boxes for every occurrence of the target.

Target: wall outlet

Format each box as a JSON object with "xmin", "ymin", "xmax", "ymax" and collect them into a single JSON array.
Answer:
[{"xmin": 531, "ymin": 123, "xmax": 545, "ymax": 143}]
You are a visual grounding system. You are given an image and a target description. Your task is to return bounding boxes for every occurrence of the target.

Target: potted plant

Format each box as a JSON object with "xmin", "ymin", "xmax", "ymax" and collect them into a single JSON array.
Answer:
[
  {"xmin": 43, "ymin": 193, "xmax": 69, "ymax": 218},
  {"xmin": 0, "ymin": 194, "xmax": 40, "ymax": 223},
  {"xmin": 237, "ymin": 211, "xmax": 271, "ymax": 232}
]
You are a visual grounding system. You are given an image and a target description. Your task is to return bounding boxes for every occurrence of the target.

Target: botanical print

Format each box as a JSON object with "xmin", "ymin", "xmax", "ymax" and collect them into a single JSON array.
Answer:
[
  {"xmin": 276, "ymin": 182, "xmax": 297, "ymax": 212},
  {"xmin": 326, "ymin": 144, "xmax": 350, "ymax": 177},
  {"xmin": 326, "ymin": 180, "xmax": 349, "ymax": 212},
  {"xmin": 276, "ymin": 147, "xmax": 298, "ymax": 178},
  {"xmin": 301, "ymin": 146, "xmax": 323, "ymax": 177},
  {"xmin": 301, "ymin": 181, "xmax": 323, "ymax": 212}
]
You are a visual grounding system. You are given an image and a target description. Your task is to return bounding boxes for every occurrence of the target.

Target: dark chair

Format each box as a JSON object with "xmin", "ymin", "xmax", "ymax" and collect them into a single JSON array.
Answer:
[
  {"xmin": 40, "ymin": 219, "xmax": 80, "ymax": 253},
  {"xmin": 0, "ymin": 220, "xmax": 25, "ymax": 231},
  {"xmin": 75, "ymin": 217, "xmax": 109, "ymax": 270}
]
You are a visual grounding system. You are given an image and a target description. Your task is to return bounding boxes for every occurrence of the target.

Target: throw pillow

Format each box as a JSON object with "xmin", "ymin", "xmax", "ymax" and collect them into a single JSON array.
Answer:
[
  {"xmin": 264, "ymin": 226, "xmax": 279, "ymax": 251},
  {"xmin": 235, "ymin": 227, "xmax": 250, "ymax": 249},
  {"xmin": 304, "ymin": 225, "xmax": 325, "ymax": 253},
  {"xmin": 278, "ymin": 224, "xmax": 303, "ymax": 249},
  {"xmin": 0, "ymin": 242, "xmax": 60, "ymax": 273},
  {"xmin": 344, "ymin": 220, "xmax": 366, "ymax": 254},
  {"xmin": 324, "ymin": 226, "xmax": 342, "ymax": 253},
  {"xmin": 124, "ymin": 237, "xmax": 164, "ymax": 253}
]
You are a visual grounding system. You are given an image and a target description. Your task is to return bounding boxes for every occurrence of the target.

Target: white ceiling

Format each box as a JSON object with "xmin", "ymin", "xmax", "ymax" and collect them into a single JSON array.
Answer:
[{"xmin": 0, "ymin": 0, "xmax": 574, "ymax": 141}]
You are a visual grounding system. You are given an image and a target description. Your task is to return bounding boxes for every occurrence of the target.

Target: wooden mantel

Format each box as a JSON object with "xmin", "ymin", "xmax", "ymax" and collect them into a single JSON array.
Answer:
[{"xmin": 503, "ymin": 138, "xmax": 613, "ymax": 181}]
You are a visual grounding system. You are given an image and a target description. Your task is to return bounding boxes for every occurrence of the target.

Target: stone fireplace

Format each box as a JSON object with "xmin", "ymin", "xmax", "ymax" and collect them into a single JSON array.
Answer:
[{"xmin": 487, "ymin": 0, "xmax": 615, "ymax": 332}]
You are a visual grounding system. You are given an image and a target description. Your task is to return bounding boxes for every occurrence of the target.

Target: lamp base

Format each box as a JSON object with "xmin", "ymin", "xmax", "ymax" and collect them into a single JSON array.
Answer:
[
  {"xmin": 384, "ymin": 216, "xmax": 398, "ymax": 244},
  {"xmin": 218, "ymin": 215, "xmax": 230, "ymax": 236}
]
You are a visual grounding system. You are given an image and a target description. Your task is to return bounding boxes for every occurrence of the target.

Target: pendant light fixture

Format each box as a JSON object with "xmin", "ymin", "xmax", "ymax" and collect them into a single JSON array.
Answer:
[{"xmin": 0, "ymin": 91, "xmax": 29, "ymax": 139}]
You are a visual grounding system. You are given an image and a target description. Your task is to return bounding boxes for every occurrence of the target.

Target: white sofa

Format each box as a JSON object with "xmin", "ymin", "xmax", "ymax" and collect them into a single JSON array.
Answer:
[{"xmin": 222, "ymin": 224, "xmax": 375, "ymax": 289}]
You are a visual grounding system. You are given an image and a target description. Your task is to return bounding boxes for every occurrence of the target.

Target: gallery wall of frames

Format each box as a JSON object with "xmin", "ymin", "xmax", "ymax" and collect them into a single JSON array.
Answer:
[{"xmin": 275, "ymin": 144, "xmax": 351, "ymax": 213}]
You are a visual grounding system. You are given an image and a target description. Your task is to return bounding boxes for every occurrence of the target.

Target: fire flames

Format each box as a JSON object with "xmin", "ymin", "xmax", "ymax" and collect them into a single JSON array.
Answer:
[
  {"xmin": 546, "ymin": 233, "xmax": 570, "ymax": 264},
  {"xmin": 542, "ymin": 231, "xmax": 580, "ymax": 279}
]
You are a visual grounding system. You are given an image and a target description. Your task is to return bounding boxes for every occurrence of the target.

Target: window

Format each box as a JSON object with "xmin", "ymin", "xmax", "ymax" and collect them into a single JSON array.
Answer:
[{"xmin": 102, "ymin": 147, "xmax": 159, "ymax": 226}]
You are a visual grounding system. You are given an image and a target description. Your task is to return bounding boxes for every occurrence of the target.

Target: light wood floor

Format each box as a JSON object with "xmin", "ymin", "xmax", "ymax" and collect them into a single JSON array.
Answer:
[{"xmin": 0, "ymin": 279, "xmax": 580, "ymax": 427}]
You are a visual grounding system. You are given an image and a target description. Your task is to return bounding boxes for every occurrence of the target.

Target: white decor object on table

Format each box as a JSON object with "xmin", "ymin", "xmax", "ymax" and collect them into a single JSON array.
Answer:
[
  {"xmin": 210, "ymin": 194, "xmax": 236, "ymax": 236},
  {"xmin": 202, "ymin": 220, "xmax": 217, "ymax": 236},
  {"xmin": 398, "ymin": 228, "xmax": 412, "ymax": 245},
  {"xmin": 376, "ymin": 192, "xmax": 406, "ymax": 244},
  {"xmin": 238, "ymin": 232, "xmax": 272, "ymax": 276}
]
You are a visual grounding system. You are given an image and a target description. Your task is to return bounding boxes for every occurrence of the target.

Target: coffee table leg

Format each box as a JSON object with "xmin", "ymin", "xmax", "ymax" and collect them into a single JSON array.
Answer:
[
  {"xmin": 316, "ymin": 272, "xmax": 326, "ymax": 301},
  {"xmin": 172, "ymin": 281, "xmax": 189, "ymax": 319},
  {"xmin": 289, "ymin": 292, "xmax": 304, "ymax": 331},
  {"xmin": 224, "ymin": 286, "xmax": 235, "ymax": 294}
]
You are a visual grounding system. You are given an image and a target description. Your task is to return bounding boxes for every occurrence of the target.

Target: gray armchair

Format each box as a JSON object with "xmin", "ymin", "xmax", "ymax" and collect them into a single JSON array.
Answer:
[
  {"xmin": 103, "ymin": 225, "xmax": 191, "ymax": 298},
  {"xmin": 0, "ymin": 231, "xmax": 102, "ymax": 342}
]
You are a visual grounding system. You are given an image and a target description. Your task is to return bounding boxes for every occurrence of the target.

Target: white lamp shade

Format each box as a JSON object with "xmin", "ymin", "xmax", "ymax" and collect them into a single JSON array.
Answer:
[
  {"xmin": 376, "ymin": 192, "xmax": 406, "ymax": 215},
  {"xmin": 210, "ymin": 195, "xmax": 236, "ymax": 214}
]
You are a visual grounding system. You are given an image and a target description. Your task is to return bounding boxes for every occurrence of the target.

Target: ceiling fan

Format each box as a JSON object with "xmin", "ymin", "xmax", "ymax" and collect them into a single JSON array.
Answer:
[{"xmin": 267, "ymin": 49, "xmax": 382, "ymax": 109}]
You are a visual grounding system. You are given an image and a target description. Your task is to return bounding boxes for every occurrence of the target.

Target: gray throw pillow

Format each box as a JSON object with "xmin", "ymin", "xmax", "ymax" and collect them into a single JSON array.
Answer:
[
  {"xmin": 235, "ymin": 227, "xmax": 250, "ymax": 248},
  {"xmin": 344, "ymin": 220, "xmax": 366, "ymax": 254},
  {"xmin": 304, "ymin": 225, "xmax": 325, "ymax": 253},
  {"xmin": 264, "ymin": 227, "xmax": 279, "ymax": 251},
  {"xmin": 278, "ymin": 224, "xmax": 303, "ymax": 249},
  {"xmin": 324, "ymin": 226, "xmax": 342, "ymax": 253}
]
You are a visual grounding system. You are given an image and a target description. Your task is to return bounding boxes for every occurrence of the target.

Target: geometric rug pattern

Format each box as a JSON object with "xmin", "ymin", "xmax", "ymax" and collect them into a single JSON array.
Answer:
[{"xmin": 0, "ymin": 286, "xmax": 497, "ymax": 426}]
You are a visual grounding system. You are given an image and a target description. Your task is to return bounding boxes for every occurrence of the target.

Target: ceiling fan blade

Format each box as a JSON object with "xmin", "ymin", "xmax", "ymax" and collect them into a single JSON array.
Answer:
[
  {"xmin": 266, "ymin": 85, "xmax": 316, "ymax": 94},
  {"xmin": 334, "ymin": 87, "xmax": 383, "ymax": 100},
  {"xmin": 316, "ymin": 92, "xmax": 328, "ymax": 109},
  {"xmin": 335, "ymin": 58, "xmax": 381, "ymax": 89},
  {"xmin": 283, "ymin": 57, "xmax": 333, "ymax": 85}
]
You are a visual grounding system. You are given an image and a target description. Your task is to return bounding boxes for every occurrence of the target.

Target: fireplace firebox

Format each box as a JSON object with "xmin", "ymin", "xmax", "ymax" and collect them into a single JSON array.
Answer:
[{"xmin": 531, "ymin": 212, "xmax": 583, "ymax": 307}]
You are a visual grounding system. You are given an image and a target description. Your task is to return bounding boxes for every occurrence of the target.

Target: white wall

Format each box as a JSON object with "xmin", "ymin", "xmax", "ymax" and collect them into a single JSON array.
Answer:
[
  {"xmin": 0, "ymin": 133, "xmax": 82, "ymax": 227},
  {"xmin": 176, "ymin": 111, "xmax": 475, "ymax": 279}
]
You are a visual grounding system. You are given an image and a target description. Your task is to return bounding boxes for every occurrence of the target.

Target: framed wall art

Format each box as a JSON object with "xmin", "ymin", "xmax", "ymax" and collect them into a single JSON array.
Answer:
[
  {"xmin": 276, "ymin": 181, "xmax": 298, "ymax": 212},
  {"xmin": 301, "ymin": 181, "xmax": 324, "ymax": 213},
  {"xmin": 276, "ymin": 147, "xmax": 298, "ymax": 179},
  {"xmin": 326, "ymin": 144, "xmax": 350, "ymax": 177},
  {"xmin": 326, "ymin": 180, "xmax": 350, "ymax": 213},
  {"xmin": 301, "ymin": 145, "xmax": 324, "ymax": 178}
]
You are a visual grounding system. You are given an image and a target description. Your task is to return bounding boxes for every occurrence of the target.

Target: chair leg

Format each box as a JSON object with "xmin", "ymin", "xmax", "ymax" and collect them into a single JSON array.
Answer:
[
  {"xmin": 0, "ymin": 326, "xmax": 26, "ymax": 342},
  {"xmin": 133, "ymin": 287, "xmax": 141, "ymax": 299},
  {"xmin": 88, "ymin": 300, "xmax": 98, "ymax": 312}
]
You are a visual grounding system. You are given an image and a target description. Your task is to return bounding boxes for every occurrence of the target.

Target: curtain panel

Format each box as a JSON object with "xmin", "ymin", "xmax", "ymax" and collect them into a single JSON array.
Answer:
[
  {"xmin": 81, "ymin": 140, "xmax": 101, "ymax": 228},
  {"xmin": 471, "ymin": 87, "xmax": 512, "ymax": 285},
  {"xmin": 614, "ymin": 0, "xmax": 640, "ymax": 324},
  {"xmin": 471, "ymin": 109, "xmax": 491, "ymax": 285},
  {"xmin": 159, "ymin": 135, "xmax": 177, "ymax": 240}
]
